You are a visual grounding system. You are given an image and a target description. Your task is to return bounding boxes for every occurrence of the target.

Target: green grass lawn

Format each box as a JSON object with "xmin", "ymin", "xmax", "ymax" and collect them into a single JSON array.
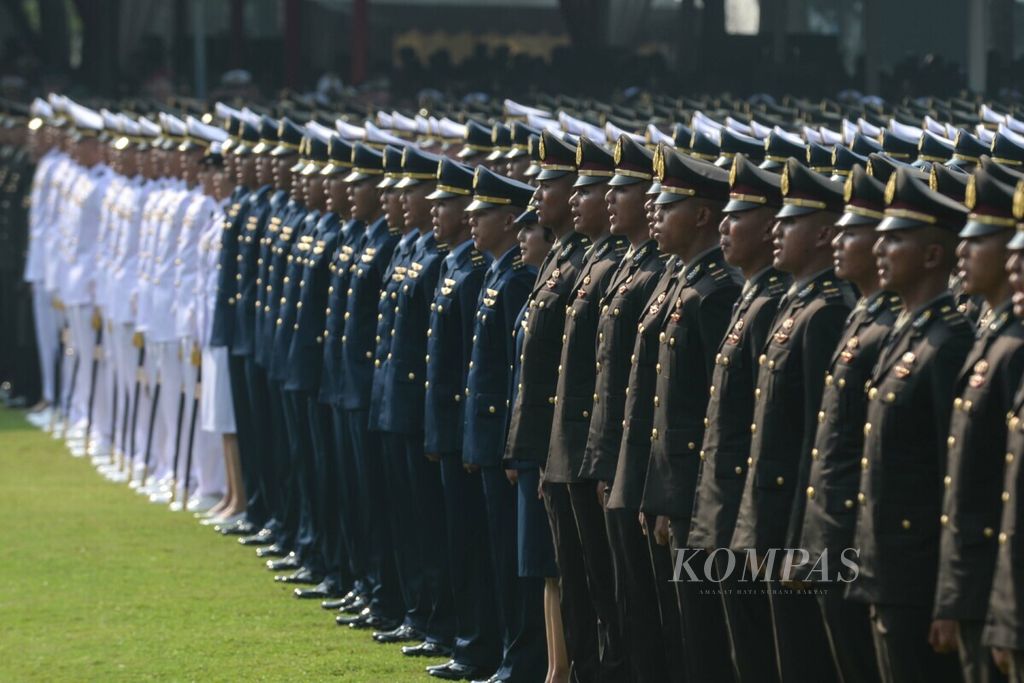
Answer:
[{"xmin": 0, "ymin": 408, "xmax": 433, "ymax": 682}]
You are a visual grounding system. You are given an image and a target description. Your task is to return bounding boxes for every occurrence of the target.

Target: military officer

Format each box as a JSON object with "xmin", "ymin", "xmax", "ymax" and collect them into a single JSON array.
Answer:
[
  {"xmin": 423, "ymin": 158, "xmax": 498, "ymax": 682},
  {"xmin": 933, "ymin": 168, "xmax": 1024, "ymax": 683},
  {"xmin": 459, "ymin": 166, "xmax": 543, "ymax": 683},
  {"xmin": 796, "ymin": 163, "xmax": 894, "ymax": 683},
  {"xmin": 576, "ymin": 134, "xmax": 666, "ymax": 680},
  {"xmin": 731, "ymin": 158, "xmax": 855, "ymax": 682},
  {"xmin": 543, "ymin": 135, "xmax": 629, "ymax": 683},
  {"xmin": 636, "ymin": 146, "xmax": 743, "ymax": 682},
  {"xmin": 985, "ymin": 180, "xmax": 1024, "ymax": 681},
  {"xmin": 501, "ymin": 128, "xmax": 590, "ymax": 682},
  {"xmin": 687, "ymin": 153, "xmax": 789, "ymax": 683},
  {"xmin": 847, "ymin": 167, "xmax": 974, "ymax": 683}
]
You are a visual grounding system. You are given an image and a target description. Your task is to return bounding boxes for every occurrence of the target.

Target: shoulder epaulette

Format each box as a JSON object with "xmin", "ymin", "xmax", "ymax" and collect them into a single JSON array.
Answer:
[{"xmin": 988, "ymin": 309, "xmax": 1014, "ymax": 334}]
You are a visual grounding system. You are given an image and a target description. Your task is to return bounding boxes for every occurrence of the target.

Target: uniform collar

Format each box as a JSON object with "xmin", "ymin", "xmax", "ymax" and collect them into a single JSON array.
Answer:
[
  {"xmin": 414, "ymin": 229, "xmax": 437, "ymax": 252},
  {"xmin": 446, "ymin": 237, "xmax": 477, "ymax": 267},
  {"xmin": 489, "ymin": 245, "xmax": 520, "ymax": 274},
  {"xmin": 366, "ymin": 215, "xmax": 389, "ymax": 240}
]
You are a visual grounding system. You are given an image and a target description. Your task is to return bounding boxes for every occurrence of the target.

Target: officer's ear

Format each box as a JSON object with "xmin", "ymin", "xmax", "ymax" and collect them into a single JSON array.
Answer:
[
  {"xmin": 814, "ymin": 214, "xmax": 841, "ymax": 248},
  {"xmin": 504, "ymin": 207, "xmax": 518, "ymax": 233}
]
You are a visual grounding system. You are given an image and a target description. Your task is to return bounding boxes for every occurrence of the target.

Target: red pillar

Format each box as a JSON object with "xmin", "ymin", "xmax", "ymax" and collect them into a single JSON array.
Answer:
[
  {"xmin": 284, "ymin": 0, "xmax": 301, "ymax": 88},
  {"xmin": 351, "ymin": 0, "xmax": 368, "ymax": 86}
]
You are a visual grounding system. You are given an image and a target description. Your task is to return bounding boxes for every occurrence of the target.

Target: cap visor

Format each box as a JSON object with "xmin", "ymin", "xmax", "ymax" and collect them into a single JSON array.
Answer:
[
  {"xmin": 251, "ymin": 142, "xmax": 270, "ymax": 154},
  {"xmin": 465, "ymin": 199, "xmax": 500, "ymax": 212},
  {"xmin": 608, "ymin": 173, "xmax": 645, "ymax": 186},
  {"xmin": 645, "ymin": 181, "xmax": 662, "ymax": 196},
  {"xmin": 300, "ymin": 163, "xmax": 322, "ymax": 176},
  {"xmin": 233, "ymin": 144, "xmax": 253, "ymax": 156},
  {"xmin": 485, "ymin": 149, "xmax": 507, "ymax": 162},
  {"xmin": 426, "ymin": 188, "xmax": 461, "ymax": 201},
  {"xmin": 289, "ymin": 160, "xmax": 306, "ymax": 173},
  {"xmin": 394, "ymin": 176, "xmax": 427, "ymax": 189},
  {"xmin": 270, "ymin": 145, "xmax": 298, "ymax": 157},
  {"xmin": 775, "ymin": 203, "xmax": 819, "ymax": 218},
  {"xmin": 1007, "ymin": 229, "xmax": 1024, "ymax": 250},
  {"xmin": 876, "ymin": 215, "xmax": 929, "ymax": 232},
  {"xmin": 654, "ymin": 191, "xmax": 690, "ymax": 205},
  {"xmin": 457, "ymin": 147, "xmax": 484, "ymax": 160},
  {"xmin": 958, "ymin": 221, "xmax": 1012, "ymax": 238},
  {"xmin": 535, "ymin": 168, "xmax": 571, "ymax": 181},
  {"xmin": 836, "ymin": 211, "xmax": 881, "ymax": 227},
  {"xmin": 572, "ymin": 173, "xmax": 611, "ymax": 188},
  {"xmin": 505, "ymin": 148, "xmax": 526, "ymax": 160},
  {"xmin": 343, "ymin": 170, "xmax": 373, "ymax": 183},
  {"xmin": 377, "ymin": 177, "xmax": 396, "ymax": 189},
  {"xmin": 758, "ymin": 159, "xmax": 785, "ymax": 172},
  {"xmin": 723, "ymin": 198, "xmax": 767, "ymax": 213},
  {"xmin": 523, "ymin": 164, "xmax": 541, "ymax": 178}
]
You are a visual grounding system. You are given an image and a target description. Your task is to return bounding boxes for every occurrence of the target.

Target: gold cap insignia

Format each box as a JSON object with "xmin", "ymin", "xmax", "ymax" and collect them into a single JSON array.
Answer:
[
  {"xmin": 805, "ymin": 146, "xmax": 813, "ymax": 164},
  {"xmin": 929, "ymin": 166, "xmax": 939, "ymax": 191},
  {"xmin": 865, "ymin": 159, "xmax": 875, "ymax": 177},
  {"xmin": 729, "ymin": 159, "xmax": 738, "ymax": 186},
  {"xmin": 575, "ymin": 140, "xmax": 583, "ymax": 166},
  {"xmin": 884, "ymin": 173, "xmax": 897, "ymax": 205},
  {"xmin": 277, "ymin": 121, "xmax": 286, "ymax": 137},
  {"xmin": 831, "ymin": 147, "xmax": 838, "ymax": 165},
  {"xmin": 613, "ymin": 137, "xmax": 623, "ymax": 165},
  {"xmin": 1013, "ymin": 180, "xmax": 1024, "ymax": 220},
  {"xmin": 843, "ymin": 174, "xmax": 853, "ymax": 202},
  {"xmin": 538, "ymin": 136, "xmax": 547, "ymax": 161},
  {"xmin": 473, "ymin": 167, "xmax": 482, "ymax": 188},
  {"xmin": 491, "ymin": 125, "xmax": 500, "ymax": 144},
  {"xmin": 965, "ymin": 174, "xmax": 977, "ymax": 210},
  {"xmin": 401, "ymin": 146, "xmax": 409, "ymax": 166},
  {"xmin": 763, "ymin": 137, "xmax": 771, "ymax": 152},
  {"xmin": 653, "ymin": 144, "xmax": 665, "ymax": 181},
  {"xmin": 780, "ymin": 164, "xmax": 790, "ymax": 196}
]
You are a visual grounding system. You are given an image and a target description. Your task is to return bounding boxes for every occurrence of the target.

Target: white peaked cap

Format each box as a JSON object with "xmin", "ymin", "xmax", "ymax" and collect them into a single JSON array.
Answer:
[
  {"xmin": 841, "ymin": 119, "xmax": 858, "ymax": 145},
  {"xmin": 68, "ymin": 100, "xmax": 103, "ymax": 131},
  {"xmin": 438, "ymin": 117, "xmax": 467, "ymax": 139},
  {"xmin": 818, "ymin": 126, "xmax": 843, "ymax": 146},
  {"xmin": 526, "ymin": 112, "xmax": 560, "ymax": 132},
  {"xmin": 646, "ymin": 123, "xmax": 672, "ymax": 146},
  {"xmin": 803, "ymin": 126, "xmax": 823, "ymax": 145},
  {"xmin": 30, "ymin": 97, "xmax": 53, "ymax": 118},
  {"xmin": 749, "ymin": 120, "xmax": 772, "ymax": 140},
  {"xmin": 605, "ymin": 120, "xmax": 641, "ymax": 144},
  {"xmin": 888, "ymin": 119, "xmax": 923, "ymax": 143},
  {"xmin": 504, "ymin": 99, "xmax": 550, "ymax": 118},
  {"xmin": 364, "ymin": 121, "xmax": 406, "ymax": 146},
  {"xmin": 335, "ymin": 118, "xmax": 365, "ymax": 140},
  {"xmin": 187, "ymin": 115, "xmax": 228, "ymax": 143},
  {"xmin": 980, "ymin": 104, "xmax": 1006, "ymax": 124},
  {"xmin": 558, "ymin": 112, "xmax": 605, "ymax": 143},
  {"xmin": 725, "ymin": 117, "xmax": 752, "ymax": 137},
  {"xmin": 391, "ymin": 110, "xmax": 418, "ymax": 133},
  {"xmin": 375, "ymin": 111, "xmax": 394, "ymax": 129},
  {"xmin": 306, "ymin": 120, "xmax": 336, "ymax": 142},
  {"xmin": 857, "ymin": 118, "xmax": 881, "ymax": 138}
]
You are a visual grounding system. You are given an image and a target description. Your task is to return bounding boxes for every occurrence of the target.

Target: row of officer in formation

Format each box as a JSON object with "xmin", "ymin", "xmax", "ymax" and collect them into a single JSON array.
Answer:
[{"xmin": 13, "ymin": 90, "xmax": 1024, "ymax": 683}]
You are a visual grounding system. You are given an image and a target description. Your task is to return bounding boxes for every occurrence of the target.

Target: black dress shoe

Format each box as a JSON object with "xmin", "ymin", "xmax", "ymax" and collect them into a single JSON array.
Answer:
[
  {"xmin": 238, "ymin": 528, "xmax": 275, "ymax": 546},
  {"xmin": 470, "ymin": 675, "xmax": 510, "ymax": 683},
  {"xmin": 274, "ymin": 567, "xmax": 321, "ymax": 584},
  {"xmin": 218, "ymin": 520, "xmax": 256, "ymax": 536},
  {"xmin": 340, "ymin": 595, "xmax": 369, "ymax": 614},
  {"xmin": 294, "ymin": 579, "xmax": 341, "ymax": 599},
  {"xmin": 336, "ymin": 608, "xmax": 372, "ymax": 626},
  {"xmin": 321, "ymin": 595, "xmax": 358, "ymax": 610},
  {"xmin": 402, "ymin": 641, "xmax": 453, "ymax": 658},
  {"xmin": 426, "ymin": 660, "xmax": 492, "ymax": 681},
  {"xmin": 372, "ymin": 624, "xmax": 423, "ymax": 644},
  {"xmin": 266, "ymin": 554, "xmax": 299, "ymax": 571},
  {"xmin": 255, "ymin": 543, "xmax": 287, "ymax": 558}
]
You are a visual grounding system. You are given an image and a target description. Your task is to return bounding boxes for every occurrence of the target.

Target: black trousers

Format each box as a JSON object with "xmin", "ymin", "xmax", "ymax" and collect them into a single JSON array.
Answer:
[
  {"xmin": 959, "ymin": 619, "xmax": 1008, "ymax": 683},
  {"xmin": 605, "ymin": 506, "xmax": 670, "ymax": 683},
  {"xmin": 869, "ymin": 603, "xmax": 961, "ymax": 683},
  {"xmin": 440, "ymin": 453, "xmax": 500, "ymax": 670},
  {"xmin": 715, "ymin": 552, "xmax": 779, "ymax": 683},
  {"xmin": 227, "ymin": 353, "xmax": 267, "ymax": 527},
  {"xmin": 379, "ymin": 431, "xmax": 427, "ymax": 631},
  {"xmin": 480, "ymin": 465, "xmax": 546, "ymax": 683},
  {"xmin": 267, "ymin": 379, "xmax": 298, "ymax": 551},
  {"xmin": 344, "ymin": 409, "xmax": 402, "ymax": 621},
  {"xmin": 668, "ymin": 531, "xmax": 734, "ymax": 683},
  {"xmin": 306, "ymin": 396, "xmax": 346, "ymax": 589},
  {"xmin": 817, "ymin": 584, "xmax": 881, "ymax": 683},
  {"xmin": 542, "ymin": 480, "xmax": 600, "ymax": 683},
  {"xmin": 397, "ymin": 433, "xmax": 455, "ymax": 645},
  {"xmin": 242, "ymin": 358, "xmax": 281, "ymax": 536},
  {"xmin": 646, "ymin": 531, "xmax": 686, "ymax": 681},
  {"xmin": 767, "ymin": 582, "xmax": 839, "ymax": 683},
  {"xmin": 328, "ymin": 403, "xmax": 364, "ymax": 594},
  {"xmin": 282, "ymin": 389, "xmax": 323, "ymax": 574},
  {"xmin": 1010, "ymin": 651, "xmax": 1024, "ymax": 683},
  {"xmin": 567, "ymin": 481, "xmax": 629, "ymax": 682}
]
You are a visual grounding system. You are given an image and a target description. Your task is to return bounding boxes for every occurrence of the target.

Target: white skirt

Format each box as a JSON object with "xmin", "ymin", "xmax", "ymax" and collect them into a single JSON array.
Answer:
[{"xmin": 200, "ymin": 346, "xmax": 236, "ymax": 434}]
